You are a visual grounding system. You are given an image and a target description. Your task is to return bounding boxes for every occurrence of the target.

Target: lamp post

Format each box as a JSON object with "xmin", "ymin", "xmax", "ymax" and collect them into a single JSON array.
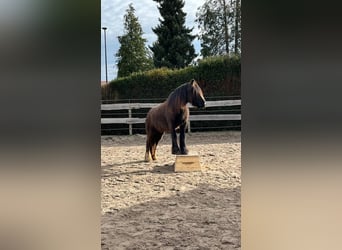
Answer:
[{"xmin": 102, "ymin": 27, "xmax": 108, "ymax": 83}]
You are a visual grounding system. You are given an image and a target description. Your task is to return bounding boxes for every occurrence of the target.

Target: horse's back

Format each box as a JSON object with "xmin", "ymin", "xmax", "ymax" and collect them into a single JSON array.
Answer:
[{"xmin": 146, "ymin": 102, "xmax": 170, "ymax": 133}]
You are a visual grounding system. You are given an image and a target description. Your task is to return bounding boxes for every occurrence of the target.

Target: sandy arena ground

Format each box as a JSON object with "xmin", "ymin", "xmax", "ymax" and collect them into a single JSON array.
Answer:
[{"xmin": 101, "ymin": 131, "xmax": 241, "ymax": 250}]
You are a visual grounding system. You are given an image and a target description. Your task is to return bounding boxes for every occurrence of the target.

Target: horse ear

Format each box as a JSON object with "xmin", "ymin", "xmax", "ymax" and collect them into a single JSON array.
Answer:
[{"xmin": 190, "ymin": 79, "xmax": 195, "ymax": 86}]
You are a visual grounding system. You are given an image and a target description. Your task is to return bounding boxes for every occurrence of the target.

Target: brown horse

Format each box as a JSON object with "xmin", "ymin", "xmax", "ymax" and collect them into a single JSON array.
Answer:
[{"xmin": 145, "ymin": 79, "xmax": 206, "ymax": 162}]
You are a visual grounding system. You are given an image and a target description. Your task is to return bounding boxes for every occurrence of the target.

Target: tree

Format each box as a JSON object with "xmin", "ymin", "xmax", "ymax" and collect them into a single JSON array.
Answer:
[
  {"xmin": 116, "ymin": 4, "xmax": 153, "ymax": 78},
  {"xmin": 150, "ymin": 0, "xmax": 196, "ymax": 68},
  {"xmin": 196, "ymin": 0, "xmax": 241, "ymax": 57},
  {"xmin": 232, "ymin": 0, "xmax": 241, "ymax": 55}
]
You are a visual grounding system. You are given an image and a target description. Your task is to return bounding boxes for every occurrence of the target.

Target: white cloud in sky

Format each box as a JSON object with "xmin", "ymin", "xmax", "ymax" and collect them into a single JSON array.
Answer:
[{"xmin": 101, "ymin": 0, "xmax": 206, "ymax": 81}]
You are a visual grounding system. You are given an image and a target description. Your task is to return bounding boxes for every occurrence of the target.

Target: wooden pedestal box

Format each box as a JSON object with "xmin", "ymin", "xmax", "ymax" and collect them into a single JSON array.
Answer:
[{"xmin": 174, "ymin": 153, "xmax": 201, "ymax": 172}]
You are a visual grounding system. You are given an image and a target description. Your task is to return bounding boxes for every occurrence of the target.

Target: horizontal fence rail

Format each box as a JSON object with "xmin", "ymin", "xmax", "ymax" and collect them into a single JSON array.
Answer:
[
  {"xmin": 101, "ymin": 100, "xmax": 241, "ymax": 111},
  {"xmin": 101, "ymin": 99, "xmax": 241, "ymax": 135}
]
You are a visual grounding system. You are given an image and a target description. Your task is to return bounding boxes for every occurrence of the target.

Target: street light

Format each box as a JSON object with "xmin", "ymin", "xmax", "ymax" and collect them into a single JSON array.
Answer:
[{"xmin": 102, "ymin": 27, "xmax": 108, "ymax": 83}]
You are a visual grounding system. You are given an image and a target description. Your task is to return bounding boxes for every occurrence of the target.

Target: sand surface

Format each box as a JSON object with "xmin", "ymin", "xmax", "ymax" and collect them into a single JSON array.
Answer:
[{"xmin": 101, "ymin": 131, "xmax": 241, "ymax": 249}]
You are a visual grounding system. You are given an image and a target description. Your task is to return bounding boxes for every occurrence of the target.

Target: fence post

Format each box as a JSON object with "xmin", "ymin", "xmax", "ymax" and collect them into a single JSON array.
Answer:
[{"xmin": 128, "ymin": 108, "xmax": 132, "ymax": 135}]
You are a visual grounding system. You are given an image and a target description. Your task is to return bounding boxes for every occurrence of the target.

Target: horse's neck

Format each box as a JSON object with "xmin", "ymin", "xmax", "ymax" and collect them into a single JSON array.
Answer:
[
  {"xmin": 168, "ymin": 92, "xmax": 187, "ymax": 106},
  {"xmin": 171, "ymin": 86, "xmax": 188, "ymax": 106}
]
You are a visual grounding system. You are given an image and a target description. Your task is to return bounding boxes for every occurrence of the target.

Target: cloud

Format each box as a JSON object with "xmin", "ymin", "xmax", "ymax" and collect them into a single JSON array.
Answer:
[{"xmin": 101, "ymin": 0, "xmax": 206, "ymax": 81}]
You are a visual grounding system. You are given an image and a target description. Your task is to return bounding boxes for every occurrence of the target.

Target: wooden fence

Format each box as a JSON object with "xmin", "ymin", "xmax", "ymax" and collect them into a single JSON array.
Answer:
[{"xmin": 101, "ymin": 99, "xmax": 241, "ymax": 135}]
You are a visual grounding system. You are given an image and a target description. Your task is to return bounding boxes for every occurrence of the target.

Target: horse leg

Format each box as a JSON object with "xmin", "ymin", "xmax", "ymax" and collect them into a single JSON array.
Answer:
[
  {"xmin": 151, "ymin": 132, "xmax": 163, "ymax": 160},
  {"xmin": 179, "ymin": 123, "xmax": 188, "ymax": 155},
  {"xmin": 145, "ymin": 135, "xmax": 152, "ymax": 162},
  {"xmin": 171, "ymin": 129, "xmax": 180, "ymax": 154}
]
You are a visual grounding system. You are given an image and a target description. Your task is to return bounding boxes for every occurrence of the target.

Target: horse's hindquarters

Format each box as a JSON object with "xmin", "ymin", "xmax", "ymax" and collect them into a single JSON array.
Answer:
[{"xmin": 146, "ymin": 104, "xmax": 170, "ymax": 133}]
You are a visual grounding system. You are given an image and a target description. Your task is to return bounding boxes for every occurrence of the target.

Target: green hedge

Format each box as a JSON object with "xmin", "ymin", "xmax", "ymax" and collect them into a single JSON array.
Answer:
[{"xmin": 102, "ymin": 55, "xmax": 241, "ymax": 100}]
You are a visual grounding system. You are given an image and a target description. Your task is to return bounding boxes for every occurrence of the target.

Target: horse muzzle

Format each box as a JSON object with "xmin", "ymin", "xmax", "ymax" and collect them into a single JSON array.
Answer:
[
  {"xmin": 198, "ymin": 101, "xmax": 205, "ymax": 109},
  {"xmin": 192, "ymin": 98, "xmax": 206, "ymax": 108}
]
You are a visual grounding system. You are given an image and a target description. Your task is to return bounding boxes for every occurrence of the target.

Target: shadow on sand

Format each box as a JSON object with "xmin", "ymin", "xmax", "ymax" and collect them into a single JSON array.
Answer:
[
  {"xmin": 102, "ymin": 184, "xmax": 241, "ymax": 249},
  {"xmin": 102, "ymin": 161, "xmax": 175, "ymax": 178}
]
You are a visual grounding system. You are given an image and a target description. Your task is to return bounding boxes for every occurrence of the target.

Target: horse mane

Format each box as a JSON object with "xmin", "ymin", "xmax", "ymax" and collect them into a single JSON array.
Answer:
[{"xmin": 166, "ymin": 82, "xmax": 189, "ymax": 109}]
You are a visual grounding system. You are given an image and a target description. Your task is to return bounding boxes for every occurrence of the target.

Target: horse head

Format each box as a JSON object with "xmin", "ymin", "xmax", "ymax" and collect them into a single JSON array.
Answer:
[{"xmin": 188, "ymin": 79, "xmax": 206, "ymax": 108}]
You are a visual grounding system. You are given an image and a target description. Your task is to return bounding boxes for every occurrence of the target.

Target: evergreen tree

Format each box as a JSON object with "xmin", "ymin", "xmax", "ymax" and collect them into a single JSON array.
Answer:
[
  {"xmin": 150, "ymin": 0, "xmax": 196, "ymax": 68},
  {"xmin": 196, "ymin": 0, "xmax": 241, "ymax": 57},
  {"xmin": 116, "ymin": 4, "xmax": 153, "ymax": 78}
]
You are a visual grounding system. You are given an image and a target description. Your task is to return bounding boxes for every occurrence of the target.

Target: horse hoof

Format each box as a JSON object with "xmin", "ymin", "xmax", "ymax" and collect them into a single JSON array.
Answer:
[
  {"xmin": 145, "ymin": 152, "xmax": 151, "ymax": 162},
  {"xmin": 152, "ymin": 156, "xmax": 157, "ymax": 161},
  {"xmin": 172, "ymin": 148, "xmax": 180, "ymax": 155},
  {"xmin": 180, "ymin": 149, "xmax": 189, "ymax": 155}
]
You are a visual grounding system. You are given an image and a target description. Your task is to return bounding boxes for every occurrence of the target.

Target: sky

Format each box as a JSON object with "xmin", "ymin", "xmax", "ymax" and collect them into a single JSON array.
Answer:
[{"xmin": 101, "ymin": 0, "xmax": 206, "ymax": 81}]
